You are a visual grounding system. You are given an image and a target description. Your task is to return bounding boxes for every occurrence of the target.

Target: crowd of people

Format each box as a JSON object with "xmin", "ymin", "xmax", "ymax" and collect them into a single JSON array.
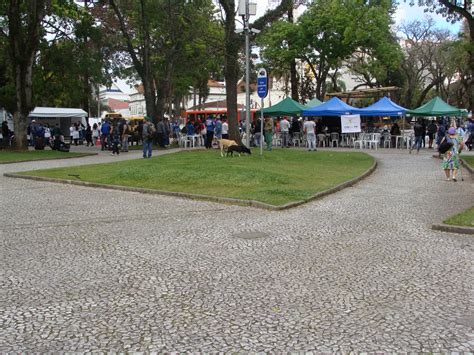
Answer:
[{"xmin": 5, "ymin": 115, "xmax": 474, "ymax": 182}]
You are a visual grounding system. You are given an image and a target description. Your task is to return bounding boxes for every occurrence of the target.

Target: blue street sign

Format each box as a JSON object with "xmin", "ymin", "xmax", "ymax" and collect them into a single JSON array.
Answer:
[{"xmin": 257, "ymin": 68, "xmax": 268, "ymax": 99}]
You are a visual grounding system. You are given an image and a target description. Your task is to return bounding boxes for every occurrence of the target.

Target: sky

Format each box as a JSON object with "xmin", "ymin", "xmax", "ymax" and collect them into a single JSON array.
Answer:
[{"xmin": 115, "ymin": 2, "xmax": 461, "ymax": 94}]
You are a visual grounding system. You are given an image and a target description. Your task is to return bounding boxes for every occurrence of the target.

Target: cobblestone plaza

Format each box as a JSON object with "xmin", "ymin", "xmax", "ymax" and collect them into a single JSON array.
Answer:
[{"xmin": 1, "ymin": 149, "xmax": 473, "ymax": 352}]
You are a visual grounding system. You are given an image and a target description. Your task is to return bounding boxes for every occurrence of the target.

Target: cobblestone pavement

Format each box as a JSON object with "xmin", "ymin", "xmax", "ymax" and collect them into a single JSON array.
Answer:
[{"xmin": 1, "ymin": 147, "xmax": 473, "ymax": 352}]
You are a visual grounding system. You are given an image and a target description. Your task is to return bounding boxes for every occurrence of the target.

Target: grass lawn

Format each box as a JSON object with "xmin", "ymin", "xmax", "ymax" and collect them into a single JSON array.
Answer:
[
  {"xmin": 443, "ymin": 206, "xmax": 474, "ymax": 228},
  {"xmin": 462, "ymin": 155, "xmax": 474, "ymax": 169},
  {"xmin": 0, "ymin": 150, "xmax": 92, "ymax": 164},
  {"xmin": 19, "ymin": 149, "xmax": 374, "ymax": 206}
]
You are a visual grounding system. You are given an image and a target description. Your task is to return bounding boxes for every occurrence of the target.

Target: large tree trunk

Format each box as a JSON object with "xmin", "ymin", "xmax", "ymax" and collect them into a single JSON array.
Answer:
[
  {"xmin": 288, "ymin": 6, "xmax": 298, "ymax": 101},
  {"xmin": 8, "ymin": 0, "xmax": 47, "ymax": 151},
  {"xmin": 220, "ymin": 0, "xmax": 240, "ymax": 143}
]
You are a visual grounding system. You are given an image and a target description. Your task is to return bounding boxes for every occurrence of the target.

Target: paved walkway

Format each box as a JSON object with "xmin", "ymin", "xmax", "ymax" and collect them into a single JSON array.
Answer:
[{"xmin": 1, "ymin": 147, "xmax": 473, "ymax": 352}]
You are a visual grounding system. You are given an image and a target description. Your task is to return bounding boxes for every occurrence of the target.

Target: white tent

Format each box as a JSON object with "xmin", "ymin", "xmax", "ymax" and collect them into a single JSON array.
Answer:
[
  {"xmin": 29, "ymin": 107, "xmax": 88, "ymax": 136},
  {"xmin": 29, "ymin": 107, "xmax": 87, "ymax": 118}
]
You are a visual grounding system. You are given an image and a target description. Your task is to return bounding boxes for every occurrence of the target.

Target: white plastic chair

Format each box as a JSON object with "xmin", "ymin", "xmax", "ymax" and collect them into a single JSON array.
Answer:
[
  {"xmin": 367, "ymin": 133, "xmax": 381, "ymax": 150},
  {"xmin": 330, "ymin": 133, "xmax": 339, "ymax": 148},
  {"xmin": 382, "ymin": 133, "xmax": 391, "ymax": 148},
  {"xmin": 317, "ymin": 134, "xmax": 327, "ymax": 147},
  {"xmin": 354, "ymin": 133, "xmax": 367, "ymax": 149}
]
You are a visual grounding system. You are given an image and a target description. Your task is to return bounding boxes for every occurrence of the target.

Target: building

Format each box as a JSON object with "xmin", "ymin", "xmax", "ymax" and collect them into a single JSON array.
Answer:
[{"xmin": 99, "ymin": 83, "xmax": 130, "ymax": 118}]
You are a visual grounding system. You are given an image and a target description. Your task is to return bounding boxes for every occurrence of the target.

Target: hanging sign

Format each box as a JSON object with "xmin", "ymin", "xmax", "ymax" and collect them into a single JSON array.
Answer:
[{"xmin": 341, "ymin": 114, "xmax": 361, "ymax": 133}]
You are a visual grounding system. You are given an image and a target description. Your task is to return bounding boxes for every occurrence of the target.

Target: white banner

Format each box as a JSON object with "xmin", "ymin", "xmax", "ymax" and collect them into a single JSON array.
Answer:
[{"xmin": 341, "ymin": 114, "xmax": 361, "ymax": 133}]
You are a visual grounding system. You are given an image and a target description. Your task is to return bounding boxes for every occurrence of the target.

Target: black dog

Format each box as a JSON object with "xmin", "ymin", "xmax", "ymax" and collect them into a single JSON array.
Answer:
[{"xmin": 226, "ymin": 144, "xmax": 251, "ymax": 157}]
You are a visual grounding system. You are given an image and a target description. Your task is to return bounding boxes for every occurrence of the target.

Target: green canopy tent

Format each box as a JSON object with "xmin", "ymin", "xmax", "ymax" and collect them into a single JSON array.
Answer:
[
  {"xmin": 407, "ymin": 96, "xmax": 467, "ymax": 117},
  {"xmin": 305, "ymin": 98, "xmax": 323, "ymax": 108},
  {"xmin": 260, "ymin": 97, "xmax": 307, "ymax": 117}
]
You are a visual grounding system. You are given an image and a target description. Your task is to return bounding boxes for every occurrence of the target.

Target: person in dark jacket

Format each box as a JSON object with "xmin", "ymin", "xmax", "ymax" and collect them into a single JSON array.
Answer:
[
  {"xmin": 410, "ymin": 119, "xmax": 425, "ymax": 154},
  {"xmin": 427, "ymin": 121, "xmax": 437, "ymax": 149},
  {"xmin": 110, "ymin": 123, "xmax": 120, "ymax": 155}
]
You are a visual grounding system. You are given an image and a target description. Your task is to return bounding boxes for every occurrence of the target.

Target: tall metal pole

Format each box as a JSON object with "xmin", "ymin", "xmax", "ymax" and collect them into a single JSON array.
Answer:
[{"xmin": 244, "ymin": 0, "xmax": 251, "ymax": 147}]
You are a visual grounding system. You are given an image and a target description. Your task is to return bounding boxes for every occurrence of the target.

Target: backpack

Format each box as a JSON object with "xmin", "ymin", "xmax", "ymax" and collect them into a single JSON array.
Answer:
[
  {"xmin": 438, "ymin": 137, "xmax": 453, "ymax": 154},
  {"xmin": 147, "ymin": 123, "xmax": 156, "ymax": 139}
]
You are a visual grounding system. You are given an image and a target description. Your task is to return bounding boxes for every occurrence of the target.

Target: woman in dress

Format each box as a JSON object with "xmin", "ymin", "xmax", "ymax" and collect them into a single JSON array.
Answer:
[{"xmin": 441, "ymin": 127, "xmax": 464, "ymax": 182}]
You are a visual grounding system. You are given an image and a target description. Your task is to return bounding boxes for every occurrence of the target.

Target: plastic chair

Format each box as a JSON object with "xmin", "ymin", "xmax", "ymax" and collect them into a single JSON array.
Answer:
[
  {"xmin": 367, "ymin": 133, "xmax": 381, "ymax": 150},
  {"xmin": 317, "ymin": 134, "xmax": 327, "ymax": 147},
  {"xmin": 330, "ymin": 133, "xmax": 339, "ymax": 148}
]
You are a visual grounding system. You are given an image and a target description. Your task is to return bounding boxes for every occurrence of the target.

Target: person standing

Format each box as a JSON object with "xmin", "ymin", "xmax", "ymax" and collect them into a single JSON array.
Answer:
[
  {"xmin": 156, "ymin": 119, "xmax": 165, "ymax": 148},
  {"xmin": 222, "ymin": 119, "xmax": 229, "ymax": 139},
  {"xmin": 264, "ymin": 117, "xmax": 273, "ymax": 151},
  {"xmin": 466, "ymin": 118, "xmax": 474, "ymax": 151},
  {"xmin": 72, "ymin": 123, "xmax": 80, "ymax": 146},
  {"xmin": 441, "ymin": 127, "xmax": 464, "ymax": 181},
  {"xmin": 92, "ymin": 123, "xmax": 100, "ymax": 146},
  {"xmin": 436, "ymin": 121, "xmax": 446, "ymax": 157},
  {"xmin": 120, "ymin": 119, "xmax": 130, "ymax": 152},
  {"xmin": 85, "ymin": 124, "xmax": 93, "ymax": 147},
  {"xmin": 205, "ymin": 115, "xmax": 215, "ymax": 149},
  {"xmin": 252, "ymin": 118, "xmax": 262, "ymax": 147},
  {"xmin": 142, "ymin": 117, "xmax": 155, "ymax": 158},
  {"xmin": 100, "ymin": 120, "xmax": 110, "ymax": 151},
  {"xmin": 304, "ymin": 118, "xmax": 317, "ymax": 151},
  {"xmin": 110, "ymin": 122, "xmax": 120, "ymax": 155},
  {"xmin": 215, "ymin": 117, "xmax": 222, "ymax": 140},
  {"xmin": 427, "ymin": 121, "xmax": 437, "ymax": 149},
  {"xmin": 279, "ymin": 116, "xmax": 290, "ymax": 148},
  {"xmin": 410, "ymin": 119, "xmax": 424, "ymax": 154},
  {"xmin": 1, "ymin": 121, "xmax": 9, "ymax": 147}
]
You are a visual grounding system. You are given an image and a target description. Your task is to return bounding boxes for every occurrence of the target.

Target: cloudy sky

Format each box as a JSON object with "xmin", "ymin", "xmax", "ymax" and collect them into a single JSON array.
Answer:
[{"xmin": 115, "ymin": 2, "xmax": 461, "ymax": 94}]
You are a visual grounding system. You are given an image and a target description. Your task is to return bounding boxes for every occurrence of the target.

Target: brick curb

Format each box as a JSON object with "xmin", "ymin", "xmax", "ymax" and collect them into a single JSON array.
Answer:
[
  {"xmin": 432, "ymin": 223, "xmax": 474, "ymax": 235},
  {"xmin": 4, "ymin": 158, "xmax": 377, "ymax": 211},
  {"xmin": 0, "ymin": 152, "xmax": 97, "ymax": 165}
]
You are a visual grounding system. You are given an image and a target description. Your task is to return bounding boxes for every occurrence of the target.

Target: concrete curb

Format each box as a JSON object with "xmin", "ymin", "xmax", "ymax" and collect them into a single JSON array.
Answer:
[
  {"xmin": 0, "ymin": 152, "xmax": 97, "ymax": 165},
  {"xmin": 432, "ymin": 223, "xmax": 474, "ymax": 235},
  {"xmin": 4, "ymin": 157, "xmax": 377, "ymax": 211},
  {"xmin": 460, "ymin": 158, "xmax": 473, "ymax": 175}
]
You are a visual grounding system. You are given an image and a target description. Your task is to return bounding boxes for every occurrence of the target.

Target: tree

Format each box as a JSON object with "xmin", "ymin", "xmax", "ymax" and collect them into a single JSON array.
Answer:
[
  {"xmin": 258, "ymin": 0, "xmax": 396, "ymax": 100},
  {"xmin": 105, "ymin": 0, "xmax": 219, "ymax": 122},
  {"xmin": 398, "ymin": 18, "xmax": 456, "ymax": 108},
  {"xmin": 217, "ymin": 0, "xmax": 292, "ymax": 142},
  {"xmin": 33, "ymin": 3, "xmax": 110, "ymax": 115},
  {"xmin": 1, "ymin": 0, "xmax": 49, "ymax": 150},
  {"xmin": 413, "ymin": 0, "xmax": 473, "ymax": 112}
]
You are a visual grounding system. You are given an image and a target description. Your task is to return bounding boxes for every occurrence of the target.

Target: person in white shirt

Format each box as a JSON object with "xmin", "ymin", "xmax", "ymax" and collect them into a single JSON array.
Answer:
[
  {"xmin": 304, "ymin": 118, "xmax": 317, "ymax": 151},
  {"xmin": 222, "ymin": 119, "xmax": 229, "ymax": 139},
  {"xmin": 279, "ymin": 116, "xmax": 290, "ymax": 148}
]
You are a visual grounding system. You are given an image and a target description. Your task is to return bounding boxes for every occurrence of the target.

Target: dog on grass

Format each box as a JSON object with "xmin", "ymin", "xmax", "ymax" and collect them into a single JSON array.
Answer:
[
  {"xmin": 226, "ymin": 144, "xmax": 252, "ymax": 157},
  {"xmin": 219, "ymin": 139, "xmax": 238, "ymax": 157}
]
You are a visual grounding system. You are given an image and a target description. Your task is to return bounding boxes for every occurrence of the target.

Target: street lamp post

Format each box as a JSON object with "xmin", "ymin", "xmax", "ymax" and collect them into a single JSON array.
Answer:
[{"xmin": 239, "ymin": 0, "xmax": 256, "ymax": 147}]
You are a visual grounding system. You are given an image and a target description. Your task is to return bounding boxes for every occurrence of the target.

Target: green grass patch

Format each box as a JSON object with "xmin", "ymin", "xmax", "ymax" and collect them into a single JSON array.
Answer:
[
  {"xmin": 19, "ymin": 149, "xmax": 374, "ymax": 206},
  {"xmin": 0, "ymin": 150, "xmax": 92, "ymax": 164},
  {"xmin": 443, "ymin": 206, "xmax": 474, "ymax": 228},
  {"xmin": 462, "ymin": 156, "xmax": 474, "ymax": 169}
]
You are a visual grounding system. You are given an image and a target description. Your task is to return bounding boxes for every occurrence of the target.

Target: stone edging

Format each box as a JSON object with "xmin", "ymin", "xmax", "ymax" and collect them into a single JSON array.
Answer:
[
  {"xmin": 4, "ymin": 158, "xmax": 377, "ymax": 211},
  {"xmin": 0, "ymin": 153, "xmax": 97, "ymax": 165},
  {"xmin": 432, "ymin": 223, "xmax": 474, "ymax": 235},
  {"xmin": 460, "ymin": 158, "xmax": 473, "ymax": 175}
]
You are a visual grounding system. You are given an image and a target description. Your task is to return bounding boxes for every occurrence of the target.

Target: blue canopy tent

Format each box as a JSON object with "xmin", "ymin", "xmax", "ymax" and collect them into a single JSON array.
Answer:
[
  {"xmin": 358, "ymin": 97, "xmax": 407, "ymax": 117},
  {"xmin": 302, "ymin": 97, "xmax": 360, "ymax": 116}
]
